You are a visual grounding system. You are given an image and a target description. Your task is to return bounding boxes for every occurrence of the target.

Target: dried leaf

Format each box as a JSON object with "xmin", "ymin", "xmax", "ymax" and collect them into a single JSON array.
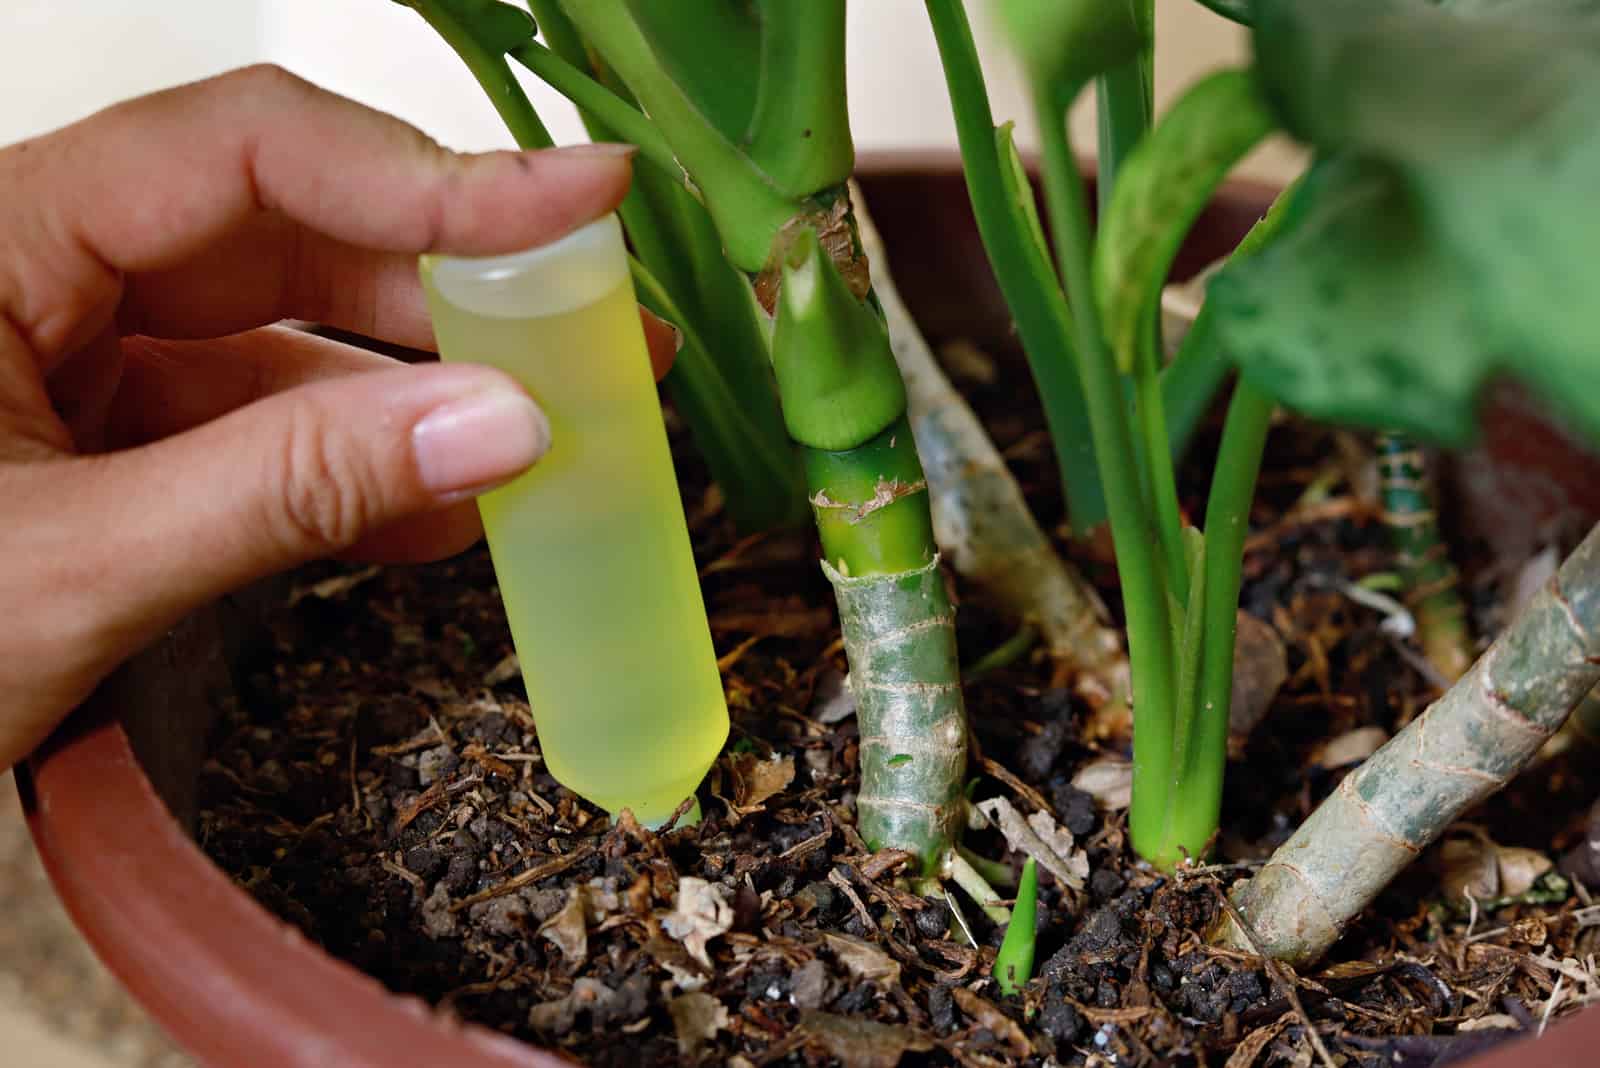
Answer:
[
  {"xmin": 1026, "ymin": 809, "xmax": 1089, "ymax": 885},
  {"xmin": 1458, "ymin": 1013, "xmax": 1522, "ymax": 1032},
  {"xmin": 660, "ymin": 877, "xmax": 733, "ymax": 970},
  {"xmin": 791, "ymin": 958, "xmax": 830, "ymax": 1010},
  {"xmin": 483, "ymin": 652, "xmax": 520, "ymax": 686},
  {"xmin": 529, "ymin": 978, "xmax": 614, "ymax": 1035},
  {"xmin": 800, "ymin": 1011, "xmax": 933, "ymax": 1068},
  {"xmin": 975, "ymin": 797, "xmax": 1089, "ymax": 891},
  {"xmin": 644, "ymin": 933, "xmax": 708, "ymax": 991},
  {"xmin": 537, "ymin": 886, "xmax": 588, "ymax": 964},
  {"xmin": 288, "ymin": 564, "xmax": 382, "ymax": 606},
  {"xmin": 1225, "ymin": 1017, "xmax": 1291, "ymax": 1068},
  {"xmin": 1072, "ymin": 757, "xmax": 1133, "ymax": 811},
  {"xmin": 1311, "ymin": 726, "xmax": 1388, "ymax": 770},
  {"xmin": 668, "ymin": 991, "xmax": 728, "ymax": 1058},
  {"xmin": 951, "ymin": 988, "xmax": 1031, "ymax": 1059},
  {"xmin": 823, "ymin": 932, "xmax": 902, "ymax": 985},
  {"xmin": 727, "ymin": 752, "xmax": 796, "ymax": 814}
]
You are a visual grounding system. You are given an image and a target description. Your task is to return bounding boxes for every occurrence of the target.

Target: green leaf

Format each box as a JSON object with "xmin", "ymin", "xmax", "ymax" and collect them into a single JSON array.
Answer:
[
  {"xmin": 1210, "ymin": 0, "xmax": 1600, "ymax": 445},
  {"xmin": 995, "ymin": 123, "xmax": 1054, "ymax": 281},
  {"xmin": 623, "ymin": 0, "xmax": 761, "ymax": 142},
  {"xmin": 1092, "ymin": 69, "xmax": 1274, "ymax": 374},
  {"xmin": 994, "ymin": 0, "xmax": 1152, "ymax": 92},
  {"xmin": 1213, "ymin": 158, "xmax": 1488, "ymax": 444}
]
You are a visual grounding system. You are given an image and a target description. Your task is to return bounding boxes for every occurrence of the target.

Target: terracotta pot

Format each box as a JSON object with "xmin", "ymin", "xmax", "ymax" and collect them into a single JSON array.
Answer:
[{"xmin": 19, "ymin": 154, "xmax": 1600, "ymax": 1067}]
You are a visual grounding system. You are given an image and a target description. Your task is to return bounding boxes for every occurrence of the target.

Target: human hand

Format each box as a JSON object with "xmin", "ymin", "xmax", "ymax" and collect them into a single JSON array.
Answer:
[{"xmin": 0, "ymin": 65, "xmax": 677, "ymax": 772}]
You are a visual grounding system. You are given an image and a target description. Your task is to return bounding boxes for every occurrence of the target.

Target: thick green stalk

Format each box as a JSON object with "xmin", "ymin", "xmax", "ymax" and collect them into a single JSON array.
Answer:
[
  {"xmin": 1028, "ymin": 83, "xmax": 1178, "ymax": 865},
  {"xmin": 1375, "ymin": 431, "xmax": 1474, "ymax": 683},
  {"xmin": 1219, "ymin": 521, "xmax": 1600, "ymax": 965},
  {"xmin": 923, "ymin": 0, "xmax": 1108, "ymax": 531},
  {"xmin": 854, "ymin": 187, "xmax": 1134, "ymax": 715},
  {"xmin": 406, "ymin": 0, "xmax": 552, "ymax": 149},
  {"xmin": 746, "ymin": 0, "xmax": 854, "ymax": 197},
  {"xmin": 556, "ymin": 0, "xmax": 803, "ymax": 272},
  {"xmin": 774, "ymin": 235, "xmax": 968, "ymax": 873}
]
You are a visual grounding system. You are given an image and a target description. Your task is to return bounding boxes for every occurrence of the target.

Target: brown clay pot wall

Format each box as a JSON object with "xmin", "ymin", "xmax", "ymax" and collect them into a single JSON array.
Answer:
[{"xmin": 18, "ymin": 155, "xmax": 1600, "ymax": 1068}]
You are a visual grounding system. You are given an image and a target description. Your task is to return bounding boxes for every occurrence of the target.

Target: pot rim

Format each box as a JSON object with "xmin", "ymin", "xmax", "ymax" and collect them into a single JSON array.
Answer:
[{"xmin": 21, "ymin": 155, "xmax": 1598, "ymax": 1068}]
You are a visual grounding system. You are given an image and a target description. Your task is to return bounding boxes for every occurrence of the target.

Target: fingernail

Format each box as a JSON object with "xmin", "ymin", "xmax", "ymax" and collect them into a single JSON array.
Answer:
[
  {"xmin": 412, "ymin": 386, "xmax": 549, "ymax": 498},
  {"xmin": 550, "ymin": 142, "xmax": 638, "ymax": 160}
]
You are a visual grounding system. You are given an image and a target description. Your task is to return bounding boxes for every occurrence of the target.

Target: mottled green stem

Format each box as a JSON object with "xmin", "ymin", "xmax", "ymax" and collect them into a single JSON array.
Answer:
[
  {"xmin": 1376, "ymin": 431, "xmax": 1474, "ymax": 683},
  {"xmin": 775, "ymin": 231, "xmax": 968, "ymax": 874},
  {"xmin": 1219, "ymin": 521, "xmax": 1600, "ymax": 966}
]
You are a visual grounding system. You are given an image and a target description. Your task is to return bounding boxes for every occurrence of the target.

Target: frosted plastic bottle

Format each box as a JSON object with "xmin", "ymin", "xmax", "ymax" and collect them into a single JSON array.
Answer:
[{"xmin": 420, "ymin": 215, "xmax": 728, "ymax": 825}]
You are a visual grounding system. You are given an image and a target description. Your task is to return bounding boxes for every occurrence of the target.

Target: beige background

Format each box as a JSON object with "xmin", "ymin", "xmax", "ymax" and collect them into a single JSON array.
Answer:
[{"xmin": 0, "ymin": 4, "xmax": 1296, "ymax": 1066}]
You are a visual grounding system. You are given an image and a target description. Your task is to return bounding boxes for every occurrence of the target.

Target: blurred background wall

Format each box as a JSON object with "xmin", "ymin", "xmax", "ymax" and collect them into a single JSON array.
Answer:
[{"xmin": 0, "ymin": 1, "xmax": 1299, "ymax": 182}]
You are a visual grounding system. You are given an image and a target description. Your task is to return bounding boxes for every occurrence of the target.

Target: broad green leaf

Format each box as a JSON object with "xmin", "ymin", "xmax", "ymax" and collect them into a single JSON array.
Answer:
[
  {"xmin": 1211, "ymin": 0, "xmax": 1600, "ymax": 445},
  {"xmin": 995, "ymin": 0, "xmax": 1152, "ymax": 92},
  {"xmin": 625, "ymin": 0, "xmax": 760, "ymax": 142},
  {"xmin": 1210, "ymin": 158, "xmax": 1488, "ymax": 443},
  {"xmin": 1092, "ymin": 69, "xmax": 1274, "ymax": 374}
]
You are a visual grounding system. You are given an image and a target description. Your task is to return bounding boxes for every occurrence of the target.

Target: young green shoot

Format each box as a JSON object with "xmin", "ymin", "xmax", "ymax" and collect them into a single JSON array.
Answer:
[{"xmin": 993, "ymin": 858, "xmax": 1039, "ymax": 996}]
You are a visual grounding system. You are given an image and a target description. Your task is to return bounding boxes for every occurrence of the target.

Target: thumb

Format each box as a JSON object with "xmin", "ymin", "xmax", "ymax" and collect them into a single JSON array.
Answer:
[{"xmin": 65, "ymin": 361, "xmax": 547, "ymax": 648}]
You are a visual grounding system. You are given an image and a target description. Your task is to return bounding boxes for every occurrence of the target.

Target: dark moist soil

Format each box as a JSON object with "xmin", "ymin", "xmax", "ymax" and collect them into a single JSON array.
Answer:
[{"xmin": 199, "ymin": 354, "xmax": 1600, "ymax": 1068}]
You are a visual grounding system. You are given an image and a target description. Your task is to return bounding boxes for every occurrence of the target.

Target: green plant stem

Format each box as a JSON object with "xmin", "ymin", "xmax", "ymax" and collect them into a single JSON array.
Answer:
[
  {"xmin": 1094, "ymin": 54, "xmax": 1153, "ymax": 215},
  {"xmin": 1375, "ymin": 431, "xmax": 1473, "ymax": 683},
  {"xmin": 629, "ymin": 258, "xmax": 807, "ymax": 532},
  {"xmin": 523, "ymin": 4, "xmax": 807, "ymax": 532},
  {"xmin": 1136, "ymin": 319, "xmax": 1190, "ymax": 602},
  {"xmin": 855, "ymin": 186, "xmax": 1135, "ymax": 716},
  {"xmin": 943, "ymin": 849, "xmax": 1013, "ymax": 925},
  {"xmin": 1028, "ymin": 82, "xmax": 1178, "ymax": 866},
  {"xmin": 1160, "ymin": 298, "xmax": 1230, "ymax": 462},
  {"xmin": 956, "ymin": 846, "xmax": 1019, "ymax": 889},
  {"xmin": 923, "ymin": 0, "xmax": 1107, "ymax": 532},
  {"xmin": 1219, "ymin": 521, "xmax": 1600, "ymax": 966},
  {"xmin": 746, "ymin": 0, "xmax": 853, "ymax": 196},
  {"xmin": 507, "ymin": 39, "xmax": 674, "ymax": 168},
  {"xmin": 408, "ymin": 0, "xmax": 553, "ymax": 150},
  {"xmin": 556, "ymin": 0, "xmax": 801, "ymax": 272},
  {"xmin": 1156, "ymin": 381, "xmax": 1272, "ymax": 868}
]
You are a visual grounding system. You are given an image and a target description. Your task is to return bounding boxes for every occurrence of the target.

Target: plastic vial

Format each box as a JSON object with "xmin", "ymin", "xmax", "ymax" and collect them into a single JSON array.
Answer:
[{"xmin": 420, "ymin": 215, "xmax": 728, "ymax": 826}]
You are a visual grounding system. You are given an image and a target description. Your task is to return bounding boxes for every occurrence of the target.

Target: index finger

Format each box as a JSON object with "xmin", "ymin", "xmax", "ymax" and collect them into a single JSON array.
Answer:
[{"xmin": 0, "ymin": 64, "xmax": 635, "ymax": 364}]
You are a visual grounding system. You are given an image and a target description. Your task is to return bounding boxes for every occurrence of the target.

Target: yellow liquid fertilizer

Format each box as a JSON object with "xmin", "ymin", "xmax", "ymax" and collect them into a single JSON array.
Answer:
[{"xmin": 421, "ymin": 215, "xmax": 728, "ymax": 825}]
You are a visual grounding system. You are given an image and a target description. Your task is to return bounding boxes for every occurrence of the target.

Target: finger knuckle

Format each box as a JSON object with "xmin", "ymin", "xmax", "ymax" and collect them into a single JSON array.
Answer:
[
  {"xmin": 273, "ymin": 401, "xmax": 383, "ymax": 554},
  {"xmin": 231, "ymin": 62, "xmax": 312, "ymax": 102}
]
